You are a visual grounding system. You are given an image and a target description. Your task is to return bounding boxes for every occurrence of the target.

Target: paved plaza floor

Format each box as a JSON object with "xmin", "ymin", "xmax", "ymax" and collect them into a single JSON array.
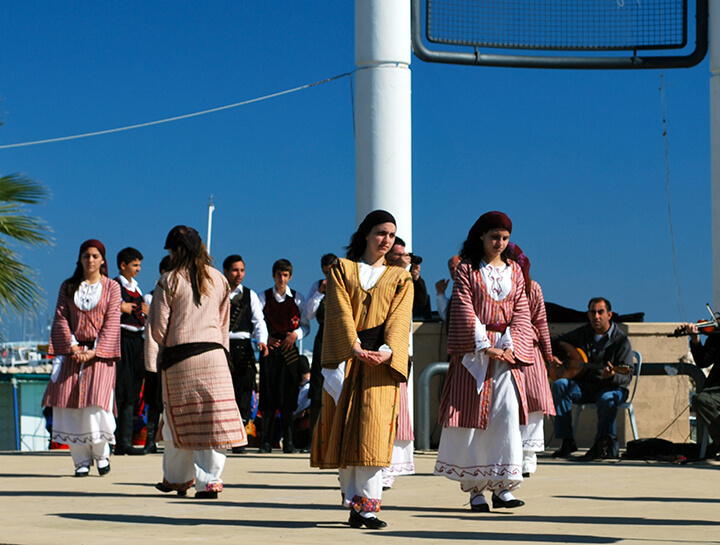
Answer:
[{"xmin": 0, "ymin": 449, "xmax": 717, "ymax": 545}]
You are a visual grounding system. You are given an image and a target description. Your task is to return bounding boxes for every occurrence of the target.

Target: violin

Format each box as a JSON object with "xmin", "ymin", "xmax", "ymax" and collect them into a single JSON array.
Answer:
[{"xmin": 669, "ymin": 303, "xmax": 720, "ymax": 337}]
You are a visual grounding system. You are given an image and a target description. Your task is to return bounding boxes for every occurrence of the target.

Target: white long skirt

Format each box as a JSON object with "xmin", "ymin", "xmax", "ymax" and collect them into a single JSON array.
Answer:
[
  {"xmin": 52, "ymin": 406, "xmax": 116, "ymax": 445},
  {"xmin": 382, "ymin": 439, "xmax": 415, "ymax": 487},
  {"xmin": 520, "ymin": 411, "xmax": 545, "ymax": 475},
  {"xmin": 434, "ymin": 360, "xmax": 523, "ymax": 494},
  {"xmin": 52, "ymin": 406, "xmax": 116, "ymax": 470}
]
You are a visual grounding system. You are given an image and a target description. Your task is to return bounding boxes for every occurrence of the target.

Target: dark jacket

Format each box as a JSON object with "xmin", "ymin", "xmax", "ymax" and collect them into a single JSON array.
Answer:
[
  {"xmin": 690, "ymin": 332, "xmax": 720, "ymax": 391},
  {"xmin": 553, "ymin": 322, "xmax": 634, "ymax": 391}
]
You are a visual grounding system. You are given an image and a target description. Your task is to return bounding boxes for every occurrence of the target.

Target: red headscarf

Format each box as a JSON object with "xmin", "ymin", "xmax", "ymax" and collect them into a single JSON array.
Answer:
[
  {"xmin": 78, "ymin": 239, "xmax": 108, "ymax": 276},
  {"xmin": 507, "ymin": 242, "xmax": 531, "ymax": 295}
]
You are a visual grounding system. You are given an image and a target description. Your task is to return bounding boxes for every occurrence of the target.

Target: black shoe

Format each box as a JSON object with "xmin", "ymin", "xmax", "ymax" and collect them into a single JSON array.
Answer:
[
  {"xmin": 155, "ymin": 482, "xmax": 187, "ymax": 497},
  {"xmin": 97, "ymin": 463, "xmax": 111, "ymax": 476},
  {"xmin": 552, "ymin": 438, "xmax": 578, "ymax": 458},
  {"xmin": 348, "ymin": 509, "xmax": 387, "ymax": 529},
  {"xmin": 195, "ymin": 491, "xmax": 218, "ymax": 499},
  {"xmin": 231, "ymin": 446, "xmax": 247, "ymax": 454},
  {"xmin": 491, "ymin": 493, "xmax": 525, "ymax": 509},
  {"xmin": 522, "ymin": 472, "xmax": 530, "ymax": 478},
  {"xmin": 470, "ymin": 502, "xmax": 490, "ymax": 512},
  {"xmin": 258, "ymin": 443, "xmax": 272, "ymax": 454},
  {"xmin": 115, "ymin": 445, "xmax": 144, "ymax": 456},
  {"xmin": 582, "ymin": 435, "xmax": 619, "ymax": 461},
  {"xmin": 283, "ymin": 444, "xmax": 297, "ymax": 454},
  {"xmin": 74, "ymin": 467, "xmax": 90, "ymax": 477}
]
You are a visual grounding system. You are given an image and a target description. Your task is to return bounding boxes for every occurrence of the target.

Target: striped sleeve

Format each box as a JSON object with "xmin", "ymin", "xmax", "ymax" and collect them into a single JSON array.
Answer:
[
  {"xmin": 94, "ymin": 278, "xmax": 122, "ymax": 360},
  {"xmin": 447, "ymin": 261, "xmax": 478, "ymax": 355},
  {"xmin": 508, "ymin": 264, "xmax": 534, "ymax": 365},
  {"xmin": 530, "ymin": 281, "xmax": 553, "ymax": 362},
  {"xmin": 321, "ymin": 260, "xmax": 357, "ymax": 369},
  {"xmin": 383, "ymin": 270, "xmax": 413, "ymax": 381},
  {"xmin": 49, "ymin": 283, "xmax": 73, "ymax": 356}
]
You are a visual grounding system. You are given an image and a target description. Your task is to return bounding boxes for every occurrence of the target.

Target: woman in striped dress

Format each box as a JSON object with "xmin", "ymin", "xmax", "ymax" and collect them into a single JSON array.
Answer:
[
  {"xmin": 43, "ymin": 239, "xmax": 121, "ymax": 477},
  {"xmin": 434, "ymin": 211, "xmax": 534, "ymax": 511},
  {"xmin": 311, "ymin": 210, "xmax": 413, "ymax": 529},
  {"xmin": 507, "ymin": 243, "xmax": 555, "ymax": 477},
  {"xmin": 151, "ymin": 226, "xmax": 246, "ymax": 499}
]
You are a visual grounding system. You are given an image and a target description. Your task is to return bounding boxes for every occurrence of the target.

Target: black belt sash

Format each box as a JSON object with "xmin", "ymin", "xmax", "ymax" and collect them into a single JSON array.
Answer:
[
  {"xmin": 160, "ymin": 342, "xmax": 229, "ymax": 371},
  {"xmin": 357, "ymin": 323, "xmax": 386, "ymax": 351}
]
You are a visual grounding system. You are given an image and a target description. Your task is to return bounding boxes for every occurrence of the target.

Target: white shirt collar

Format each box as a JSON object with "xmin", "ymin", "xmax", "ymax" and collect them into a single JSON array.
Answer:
[{"xmin": 118, "ymin": 274, "xmax": 139, "ymax": 292}]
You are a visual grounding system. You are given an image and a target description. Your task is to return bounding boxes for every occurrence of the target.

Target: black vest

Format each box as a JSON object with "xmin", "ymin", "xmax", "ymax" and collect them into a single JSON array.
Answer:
[
  {"xmin": 229, "ymin": 287, "xmax": 253, "ymax": 333},
  {"xmin": 116, "ymin": 277, "xmax": 146, "ymax": 328},
  {"xmin": 263, "ymin": 288, "xmax": 300, "ymax": 338}
]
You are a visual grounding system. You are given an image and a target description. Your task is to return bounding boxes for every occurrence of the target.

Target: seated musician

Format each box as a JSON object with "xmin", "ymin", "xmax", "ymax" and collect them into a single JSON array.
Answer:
[
  {"xmin": 681, "ymin": 322, "xmax": 720, "ymax": 458},
  {"xmin": 550, "ymin": 297, "xmax": 634, "ymax": 459}
]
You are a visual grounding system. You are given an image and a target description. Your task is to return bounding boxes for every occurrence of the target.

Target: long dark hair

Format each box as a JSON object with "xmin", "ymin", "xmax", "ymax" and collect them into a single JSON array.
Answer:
[
  {"xmin": 459, "ymin": 212, "xmax": 513, "ymax": 271},
  {"xmin": 345, "ymin": 210, "xmax": 396, "ymax": 262},
  {"xmin": 164, "ymin": 226, "xmax": 213, "ymax": 306},
  {"xmin": 65, "ymin": 239, "xmax": 108, "ymax": 297}
]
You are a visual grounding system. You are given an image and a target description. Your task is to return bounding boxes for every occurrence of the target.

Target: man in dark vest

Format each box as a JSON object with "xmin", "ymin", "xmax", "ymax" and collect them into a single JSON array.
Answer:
[
  {"xmin": 114, "ymin": 247, "xmax": 150, "ymax": 455},
  {"xmin": 257, "ymin": 259, "xmax": 309, "ymax": 453},
  {"xmin": 223, "ymin": 255, "xmax": 268, "ymax": 454}
]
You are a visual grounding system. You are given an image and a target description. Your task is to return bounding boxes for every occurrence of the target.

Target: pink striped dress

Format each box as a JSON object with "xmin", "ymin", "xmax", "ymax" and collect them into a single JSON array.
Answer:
[
  {"xmin": 438, "ymin": 260, "xmax": 534, "ymax": 430},
  {"xmin": 42, "ymin": 276, "xmax": 121, "ymax": 413},
  {"xmin": 524, "ymin": 281, "xmax": 555, "ymax": 415},
  {"xmin": 434, "ymin": 259, "xmax": 534, "ymax": 493}
]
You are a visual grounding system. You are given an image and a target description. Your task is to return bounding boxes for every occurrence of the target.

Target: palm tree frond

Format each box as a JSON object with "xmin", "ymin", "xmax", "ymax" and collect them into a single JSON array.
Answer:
[
  {"xmin": 0, "ymin": 249, "xmax": 44, "ymax": 312},
  {"xmin": 0, "ymin": 174, "xmax": 51, "ymax": 205},
  {"xmin": 0, "ymin": 205, "xmax": 54, "ymax": 246}
]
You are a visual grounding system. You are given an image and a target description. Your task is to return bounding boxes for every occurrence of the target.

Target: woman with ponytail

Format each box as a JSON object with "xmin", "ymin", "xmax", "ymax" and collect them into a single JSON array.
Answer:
[{"xmin": 150, "ymin": 225, "xmax": 246, "ymax": 499}]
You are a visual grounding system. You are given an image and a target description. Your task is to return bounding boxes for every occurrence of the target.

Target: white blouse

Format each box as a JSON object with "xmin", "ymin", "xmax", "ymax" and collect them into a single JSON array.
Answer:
[{"xmin": 74, "ymin": 280, "xmax": 103, "ymax": 311}]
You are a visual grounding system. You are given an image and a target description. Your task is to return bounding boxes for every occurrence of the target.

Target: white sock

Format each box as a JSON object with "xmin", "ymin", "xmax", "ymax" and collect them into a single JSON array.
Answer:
[
  {"xmin": 470, "ymin": 492, "xmax": 487, "ymax": 505},
  {"xmin": 97, "ymin": 459, "xmax": 109, "ymax": 469},
  {"xmin": 496, "ymin": 489, "xmax": 517, "ymax": 502},
  {"xmin": 75, "ymin": 466, "xmax": 90, "ymax": 475},
  {"xmin": 358, "ymin": 511, "xmax": 378, "ymax": 519}
]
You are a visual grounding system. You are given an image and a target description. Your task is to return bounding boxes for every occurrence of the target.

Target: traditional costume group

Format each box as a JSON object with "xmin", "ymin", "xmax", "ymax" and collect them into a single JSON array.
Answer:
[{"xmin": 42, "ymin": 210, "xmax": 561, "ymax": 524}]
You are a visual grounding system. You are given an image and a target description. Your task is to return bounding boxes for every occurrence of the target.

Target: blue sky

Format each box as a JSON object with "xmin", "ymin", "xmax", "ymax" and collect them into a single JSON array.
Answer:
[{"xmin": 0, "ymin": 1, "xmax": 712, "ymax": 342}]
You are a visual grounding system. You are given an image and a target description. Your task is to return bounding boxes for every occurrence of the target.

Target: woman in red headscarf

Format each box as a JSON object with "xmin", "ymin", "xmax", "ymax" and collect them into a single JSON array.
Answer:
[
  {"xmin": 43, "ymin": 239, "xmax": 122, "ymax": 477},
  {"xmin": 434, "ymin": 212, "xmax": 535, "ymax": 511}
]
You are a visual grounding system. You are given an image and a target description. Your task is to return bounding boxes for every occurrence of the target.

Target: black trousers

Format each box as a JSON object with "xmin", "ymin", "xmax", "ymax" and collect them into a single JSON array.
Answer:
[
  {"xmin": 693, "ymin": 385, "xmax": 720, "ymax": 445},
  {"xmin": 259, "ymin": 346, "xmax": 299, "ymax": 415},
  {"xmin": 230, "ymin": 339, "xmax": 257, "ymax": 423},
  {"xmin": 117, "ymin": 331, "xmax": 145, "ymax": 410}
]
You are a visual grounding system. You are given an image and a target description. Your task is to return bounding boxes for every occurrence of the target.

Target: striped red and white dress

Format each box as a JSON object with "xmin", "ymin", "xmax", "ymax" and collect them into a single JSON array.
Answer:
[
  {"xmin": 150, "ymin": 267, "xmax": 246, "ymax": 450},
  {"xmin": 519, "ymin": 280, "xmax": 556, "ymax": 458},
  {"xmin": 434, "ymin": 259, "xmax": 534, "ymax": 494},
  {"xmin": 524, "ymin": 281, "xmax": 555, "ymax": 416},
  {"xmin": 42, "ymin": 276, "xmax": 121, "ymax": 444}
]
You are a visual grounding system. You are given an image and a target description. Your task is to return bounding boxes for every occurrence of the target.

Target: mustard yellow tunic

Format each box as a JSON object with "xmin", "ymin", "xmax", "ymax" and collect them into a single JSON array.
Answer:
[{"xmin": 310, "ymin": 258, "xmax": 413, "ymax": 469}]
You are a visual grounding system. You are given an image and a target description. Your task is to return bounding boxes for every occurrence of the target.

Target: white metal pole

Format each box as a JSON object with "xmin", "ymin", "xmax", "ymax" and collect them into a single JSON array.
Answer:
[
  {"xmin": 711, "ymin": 1, "xmax": 720, "ymax": 311},
  {"xmin": 206, "ymin": 196, "xmax": 215, "ymax": 256},
  {"xmin": 355, "ymin": 0, "xmax": 414, "ymax": 421},
  {"xmin": 355, "ymin": 0, "xmax": 412, "ymax": 249}
]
